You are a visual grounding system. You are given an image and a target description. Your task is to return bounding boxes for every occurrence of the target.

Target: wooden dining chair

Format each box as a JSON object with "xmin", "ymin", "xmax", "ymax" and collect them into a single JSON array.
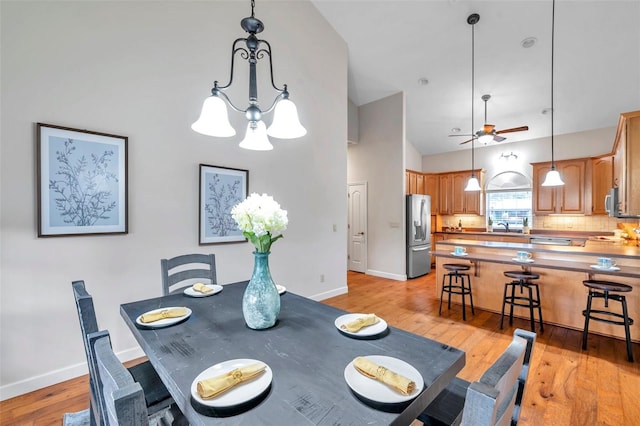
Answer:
[
  {"xmin": 72, "ymin": 281, "xmax": 174, "ymax": 424},
  {"xmin": 160, "ymin": 253, "xmax": 217, "ymax": 295},
  {"xmin": 88, "ymin": 330, "xmax": 149, "ymax": 425},
  {"xmin": 417, "ymin": 329, "xmax": 536, "ymax": 426}
]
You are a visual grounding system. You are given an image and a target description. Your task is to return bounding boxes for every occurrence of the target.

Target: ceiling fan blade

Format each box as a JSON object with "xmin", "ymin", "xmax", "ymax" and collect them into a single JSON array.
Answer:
[
  {"xmin": 483, "ymin": 124, "xmax": 495, "ymax": 134},
  {"xmin": 493, "ymin": 135, "xmax": 507, "ymax": 142},
  {"xmin": 459, "ymin": 137, "xmax": 475, "ymax": 145},
  {"xmin": 448, "ymin": 134, "xmax": 474, "ymax": 137},
  {"xmin": 495, "ymin": 126, "xmax": 529, "ymax": 135}
]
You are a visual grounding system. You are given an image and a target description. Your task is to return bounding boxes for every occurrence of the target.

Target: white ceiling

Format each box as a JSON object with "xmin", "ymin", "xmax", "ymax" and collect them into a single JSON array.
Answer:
[{"xmin": 311, "ymin": 0, "xmax": 640, "ymax": 155}]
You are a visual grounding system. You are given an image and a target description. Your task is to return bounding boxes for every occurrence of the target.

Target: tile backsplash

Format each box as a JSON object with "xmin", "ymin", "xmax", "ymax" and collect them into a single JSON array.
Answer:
[{"xmin": 440, "ymin": 215, "xmax": 638, "ymax": 233}]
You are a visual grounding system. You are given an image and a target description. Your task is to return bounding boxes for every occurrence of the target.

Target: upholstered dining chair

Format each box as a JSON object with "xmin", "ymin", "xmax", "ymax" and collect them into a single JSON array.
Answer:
[
  {"xmin": 417, "ymin": 329, "xmax": 536, "ymax": 426},
  {"xmin": 72, "ymin": 281, "xmax": 174, "ymax": 425},
  {"xmin": 160, "ymin": 253, "xmax": 217, "ymax": 295}
]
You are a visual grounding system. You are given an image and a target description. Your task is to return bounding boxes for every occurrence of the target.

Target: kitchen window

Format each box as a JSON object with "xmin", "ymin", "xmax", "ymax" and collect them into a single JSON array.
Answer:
[{"xmin": 486, "ymin": 172, "xmax": 532, "ymax": 232}]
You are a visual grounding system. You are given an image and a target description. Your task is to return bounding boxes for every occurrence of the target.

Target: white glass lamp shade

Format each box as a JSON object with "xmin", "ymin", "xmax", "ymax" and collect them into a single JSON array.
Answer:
[
  {"xmin": 191, "ymin": 95, "xmax": 236, "ymax": 137},
  {"xmin": 464, "ymin": 176, "xmax": 482, "ymax": 191},
  {"xmin": 541, "ymin": 169, "xmax": 565, "ymax": 186},
  {"xmin": 267, "ymin": 99, "xmax": 307, "ymax": 139},
  {"xmin": 239, "ymin": 121, "xmax": 273, "ymax": 151},
  {"xmin": 478, "ymin": 133, "xmax": 494, "ymax": 144}
]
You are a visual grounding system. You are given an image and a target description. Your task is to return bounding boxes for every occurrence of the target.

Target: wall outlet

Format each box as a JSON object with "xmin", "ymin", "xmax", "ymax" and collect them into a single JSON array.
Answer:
[
  {"xmin": 332, "ymin": 224, "xmax": 337, "ymax": 232},
  {"xmin": 320, "ymin": 274, "xmax": 325, "ymax": 283}
]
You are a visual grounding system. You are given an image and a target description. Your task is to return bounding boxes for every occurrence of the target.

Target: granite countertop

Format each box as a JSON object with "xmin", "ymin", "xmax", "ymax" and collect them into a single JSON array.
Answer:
[{"xmin": 434, "ymin": 230, "xmax": 610, "ymax": 240}]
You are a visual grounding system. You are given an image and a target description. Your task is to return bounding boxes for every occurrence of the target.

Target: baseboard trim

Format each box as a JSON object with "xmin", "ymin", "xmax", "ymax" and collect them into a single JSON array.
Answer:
[
  {"xmin": 366, "ymin": 269, "xmax": 407, "ymax": 281},
  {"xmin": 0, "ymin": 346, "xmax": 145, "ymax": 401},
  {"xmin": 310, "ymin": 285, "xmax": 348, "ymax": 301}
]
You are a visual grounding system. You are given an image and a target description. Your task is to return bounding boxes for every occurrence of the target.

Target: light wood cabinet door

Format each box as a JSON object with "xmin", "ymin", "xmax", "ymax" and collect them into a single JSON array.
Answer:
[
  {"xmin": 438, "ymin": 174, "xmax": 452, "ymax": 215},
  {"xmin": 451, "ymin": 172, "xmax": 467, "ymax": 214},
  {"xmin": 424, "ymin": 174, "xmax": 439, "ymax": 213},
  {"xmin": 558, "ymin": 160, "xmax": 585, "ymax": 213},
  {"xmin": 591, "ymin": 156, "xmax": 613, "ymax": 215},
  {"xmin": 407, "ymin": 171, "xmax": 418, "ymax": 194},
  {"xmin": 416, "ymin": 173, "xmax": 425, "ymax": 195},
  {"xmin": 532, "ymin": 159, "xmax": 586, "ymax": 214}
]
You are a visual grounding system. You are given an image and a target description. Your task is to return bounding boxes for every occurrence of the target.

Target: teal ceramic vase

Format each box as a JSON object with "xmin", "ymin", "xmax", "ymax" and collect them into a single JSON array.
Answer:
[{"xmin": 242, "ymin": 252, "xmax": 280, "ymax": 329}]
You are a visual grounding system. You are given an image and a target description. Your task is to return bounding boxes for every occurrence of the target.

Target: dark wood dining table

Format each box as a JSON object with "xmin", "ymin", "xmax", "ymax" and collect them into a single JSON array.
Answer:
[{"xmin": 120, "ymin": 281, "xmax": 465, "ymax": 425}]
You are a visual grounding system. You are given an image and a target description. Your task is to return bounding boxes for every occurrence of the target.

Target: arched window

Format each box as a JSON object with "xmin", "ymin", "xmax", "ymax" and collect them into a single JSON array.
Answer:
[{"xmin": 486, "ymin": 171, "xmax": 532, "ymax": 231}]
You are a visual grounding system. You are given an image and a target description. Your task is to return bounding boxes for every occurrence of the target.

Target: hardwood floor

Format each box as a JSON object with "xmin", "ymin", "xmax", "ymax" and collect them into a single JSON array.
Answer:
[{"xmin": 1, "ymin": 271, "xmax": 638, "ymax": 425}]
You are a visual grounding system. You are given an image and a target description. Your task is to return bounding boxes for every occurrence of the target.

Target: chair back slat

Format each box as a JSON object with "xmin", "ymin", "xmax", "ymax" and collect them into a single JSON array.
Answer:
[
  {"xmin": 72, "ymin": 280, "xmax": 102, "ymax": 425},
  {"xmin": 161, "ymin": 253, "xmax": 217, "ymax": 295},
  {"xmin": 460, "ymin": 331, "xmax": 529, "ymax": 426},
  {"xmin": 89, "ymin": 331, "xmax": 148, "ymax": 426}
]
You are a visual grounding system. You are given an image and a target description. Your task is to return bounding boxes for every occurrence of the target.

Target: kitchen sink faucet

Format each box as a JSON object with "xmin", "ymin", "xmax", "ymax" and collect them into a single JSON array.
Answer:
[{"xmin": 498, "ymin": 222, "xmax": 510, "ymax": 232}]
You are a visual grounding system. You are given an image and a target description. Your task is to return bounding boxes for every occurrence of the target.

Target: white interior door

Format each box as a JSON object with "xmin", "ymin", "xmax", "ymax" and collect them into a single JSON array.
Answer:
[{"xmin": 348, "ymin": 183, "xmax": 367, "ymax": 273}]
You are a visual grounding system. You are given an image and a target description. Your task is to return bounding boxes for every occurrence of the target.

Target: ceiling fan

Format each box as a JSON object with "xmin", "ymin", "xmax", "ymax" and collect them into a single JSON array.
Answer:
[{"xmin": 455, "ymin": 94, "xmax": 529, "ymax": 145}]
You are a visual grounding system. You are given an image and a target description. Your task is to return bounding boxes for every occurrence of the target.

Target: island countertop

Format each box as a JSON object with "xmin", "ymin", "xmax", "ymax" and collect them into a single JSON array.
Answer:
[{"xmin": 433, "ymin": 238, "xmax": 640, "ymax": 343}]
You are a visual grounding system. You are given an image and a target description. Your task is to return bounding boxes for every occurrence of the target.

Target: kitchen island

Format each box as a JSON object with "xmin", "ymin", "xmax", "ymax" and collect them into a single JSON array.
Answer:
[{"xmin": 433, "ymin": 239, "xmax": 640, "ymax": 343}]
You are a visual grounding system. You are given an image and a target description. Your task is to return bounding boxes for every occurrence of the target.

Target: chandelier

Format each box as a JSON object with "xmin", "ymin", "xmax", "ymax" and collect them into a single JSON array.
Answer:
[{"xmin": 191, "ymin": 0, "xmax": 306, "ymax": 151}]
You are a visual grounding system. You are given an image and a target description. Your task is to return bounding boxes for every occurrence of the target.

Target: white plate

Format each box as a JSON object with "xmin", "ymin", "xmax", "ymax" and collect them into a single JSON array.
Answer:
[
  {"xmin": 451, "ymin": 252, "xmax": 468, "ymax": 257},
  {"xmin": 512, "ymin": 258, "xmax": 535, "ymax": 263},
  {"xmin": 190, "ymin": 359, "xmax": 272, "ymax": 408},
  {"xmin": 276, "ymin": 285, "xmax": 286, "ymax": 295},
  {"xmin": 135, "ymin": 307, "xmax": 192, "ymax": 328},
  {"xmin": 334, "ymin": 313, "xmax": 388, "ymax": 337},
  {"xmin": 344, "ymin": 355, "xmax": 424, "ymax": 404},
  {"xmin": 184, "ymin": 284, "xmax": 223, "ymax": 298},
  {"xmin": 590, "ymin": 265, "xmax": 620, "ymax": 271}
]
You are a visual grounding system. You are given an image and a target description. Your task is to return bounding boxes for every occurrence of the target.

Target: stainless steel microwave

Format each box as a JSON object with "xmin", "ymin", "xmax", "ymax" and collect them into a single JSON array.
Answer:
[{"xmin": 605, "ymin": 187, "xmax": 640, "ymax": 218}]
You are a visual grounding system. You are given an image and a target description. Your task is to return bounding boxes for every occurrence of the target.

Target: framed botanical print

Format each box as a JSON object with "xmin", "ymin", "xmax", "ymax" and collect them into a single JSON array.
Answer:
[
  {"xmin": 37, "ymin": 123, "xmax": 128, "ymax": 237},
  {"xmin": 199, "ymin": 164, "xmax": 248, "ymax": 244}
]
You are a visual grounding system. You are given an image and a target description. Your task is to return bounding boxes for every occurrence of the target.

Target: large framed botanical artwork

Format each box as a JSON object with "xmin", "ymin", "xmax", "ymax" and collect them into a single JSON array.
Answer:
[
  {"xmin": 37, "ymin": 123, "xmax": 128, "ymax": 237},
  {"xmin": 199, "ymin": 164, "xmax": 248, "ymax": 245}
]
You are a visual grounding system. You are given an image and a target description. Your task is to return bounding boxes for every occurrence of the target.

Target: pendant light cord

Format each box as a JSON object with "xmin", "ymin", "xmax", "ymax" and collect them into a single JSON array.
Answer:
[
  {"xmin": 470, "ymin": 17, "xmax": 476, "ymax": 176},
  {"xmin": 550, "ymin": 0, "xmax": 556, "ymax": 169}
]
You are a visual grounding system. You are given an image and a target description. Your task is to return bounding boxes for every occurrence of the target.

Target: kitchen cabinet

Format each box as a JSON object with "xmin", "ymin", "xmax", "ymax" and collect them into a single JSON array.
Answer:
[
  {"xmin": 438, "ymin": 173, "xmax": 452, "ymax": 215},
  {"xmin": 406, "ymin": 170, "xmax": 423, "ymax": 195},
  {"xmin": 612, "ymin": 110, "xmax": 640, "ymax": 216},
  {"xmin": 424, "ymin": 174, "xmax": 439, "ymax": 214},
  {"xmin": 450, "ymin": 170, "xmax": 484, "ymax": 215},
  {"xmin": 591, "ymin": 155, "xmax": 613, "ymax": 215},
  {"xmin": 532, "ymin": 159, "xmax": 586, "ymax": 215}
]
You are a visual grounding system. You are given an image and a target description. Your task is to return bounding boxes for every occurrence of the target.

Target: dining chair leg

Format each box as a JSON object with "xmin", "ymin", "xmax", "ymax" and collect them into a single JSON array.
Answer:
[
  {"xmin": 500, "ymin": 283, "xmax": 509, "ymax": 329},
  {"xmin": 535, "ymin": 283, "xmax": 544, "ymax": 332},
  {"xmin": 621, "ymin": 296, "xmax": 634, "ymax": 362},
  {"xmin": 509, "ymin": 282, "xmax": 517, "ymax": 326},
  {"xmin": 582, "ymin": 291, "xmax": 594, "ymax": 350}
]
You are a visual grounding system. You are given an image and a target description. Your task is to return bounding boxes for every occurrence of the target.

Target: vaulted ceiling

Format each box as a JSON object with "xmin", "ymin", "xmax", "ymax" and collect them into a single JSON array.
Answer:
[{"xmin": 312, "ymin": 0, "xmax": 640, "ymax": 155}]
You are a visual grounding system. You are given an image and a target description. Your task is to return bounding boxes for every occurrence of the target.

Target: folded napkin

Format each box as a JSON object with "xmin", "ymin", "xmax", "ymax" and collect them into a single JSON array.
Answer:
[
  {"xmin": 353, "ymin": 356, "xmax": 416, "ymax": 395},
  {"xmin": 193, "ymin": 283, "xmax": 213, "ymax": 294},
  {"xmin": 197, "ymin": 362, "xmax": 266, "ymax": 399},
  {"xmin": 140, "ymin": 307, "xmax": 188, "ymax": 323},
  {"xmin": 340, "ymin": 314, "xmax": 380, "ymax": 332}
]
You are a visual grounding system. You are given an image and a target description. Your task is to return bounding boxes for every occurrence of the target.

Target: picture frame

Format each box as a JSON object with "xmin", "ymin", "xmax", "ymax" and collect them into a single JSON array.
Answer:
[
  {"xmin": 37, "ymin": 123, "xmax": 128, "ymax": 237},
  {"xmin": 199, "ymin": 164, "xmax": 249, "ymax": 245}
]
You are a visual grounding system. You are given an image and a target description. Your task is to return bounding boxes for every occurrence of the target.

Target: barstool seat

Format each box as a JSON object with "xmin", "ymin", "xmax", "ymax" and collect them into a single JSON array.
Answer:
[
  {"xmin": 439, "ymin": 263, "xmax": 474, "ymax": 321},
  {"xmin": 501, "ymin": 270, "xmax": 543, "ymax": 333},
  {"xmin": 582, "ymin": 279, "xmax": 634, "ymax": 362}
]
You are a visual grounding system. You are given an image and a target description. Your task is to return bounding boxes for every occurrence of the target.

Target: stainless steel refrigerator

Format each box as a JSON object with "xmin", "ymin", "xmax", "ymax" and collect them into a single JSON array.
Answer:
[{"xmin": 406, "ymin": 194, "xmax": 431, "ymax": 278}]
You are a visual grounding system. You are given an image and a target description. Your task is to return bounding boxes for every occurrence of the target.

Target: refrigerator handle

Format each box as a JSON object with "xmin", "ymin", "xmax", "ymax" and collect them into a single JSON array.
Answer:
[{"xmin": 411, "ymin": 246, "xmax": 430, "ymax": 252}]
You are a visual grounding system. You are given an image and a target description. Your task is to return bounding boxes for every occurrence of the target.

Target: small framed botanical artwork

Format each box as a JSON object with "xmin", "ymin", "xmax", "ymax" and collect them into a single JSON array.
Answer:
[
  {"xmin": 37, "ymin": 123, "xmax": 128, "ymax": 237},
  {"xmin": 199, "ymin": 164, "xmax": 249, "ymax": 245}
]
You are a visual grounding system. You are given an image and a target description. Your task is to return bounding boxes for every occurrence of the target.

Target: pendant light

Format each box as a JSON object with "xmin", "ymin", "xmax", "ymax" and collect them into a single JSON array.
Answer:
[
  {"xmin": 541, "ymin": 0, "xmax": 565, "ymax": 186},
  {"xmin": 192, "ymin": 0, "xmax": 306, "ymax": 150},
  {"xmin": 465, "ymin": 13, "xmax": 481, "ymax": 192}
]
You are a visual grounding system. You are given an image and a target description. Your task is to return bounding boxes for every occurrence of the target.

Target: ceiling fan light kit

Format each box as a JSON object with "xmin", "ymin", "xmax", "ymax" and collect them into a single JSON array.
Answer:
[{"xmin": 542, "ymin": 0, "xmax": 565, "ymax": 187}]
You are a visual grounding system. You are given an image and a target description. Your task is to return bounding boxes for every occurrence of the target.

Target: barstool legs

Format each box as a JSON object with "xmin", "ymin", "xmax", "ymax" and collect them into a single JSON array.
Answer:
[
  {"xmin": 439, "ymin": 271, "xmax": 474, "ymax": 321},
  {"xmin": 500, "ymin": 279, "xmax": 543, "ymax": 333},
  {"xmin": 582, "ymin": 289, "xmax": 634, "ymax": 363}
]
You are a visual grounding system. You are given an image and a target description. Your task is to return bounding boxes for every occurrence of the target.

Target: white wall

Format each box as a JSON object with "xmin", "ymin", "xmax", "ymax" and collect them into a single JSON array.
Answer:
[
  {"xmin": 405, "ymin": 140, "xmax": 423, "ymax": 172},
  {"xmin": 0, "ymin": 0, "xmax": 348, "ymax": 399},
  {"xmin": 347, "ymin": 93, "xmax": 406, "ymax": 280}
]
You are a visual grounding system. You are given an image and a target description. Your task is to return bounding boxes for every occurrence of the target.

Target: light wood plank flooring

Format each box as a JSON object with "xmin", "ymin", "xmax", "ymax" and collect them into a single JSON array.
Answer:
[{"xmin": 1, "ymin": 271, "xmax": 638, "ymax": 425}]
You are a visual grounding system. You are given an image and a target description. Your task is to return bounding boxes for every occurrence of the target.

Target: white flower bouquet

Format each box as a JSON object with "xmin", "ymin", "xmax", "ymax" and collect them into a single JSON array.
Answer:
[{"xmin": 231, "ymin": 193, "xmax": 288, "ymax": 253}]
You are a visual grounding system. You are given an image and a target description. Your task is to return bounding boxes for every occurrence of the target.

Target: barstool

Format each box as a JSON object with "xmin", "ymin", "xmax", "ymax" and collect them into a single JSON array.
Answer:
[
  {"xmin": 501, "ymin": 271, "xmax": 544, "ymax": 333},
  {"xmin": 582, "ymin": 279, "xmax": 634, "ymax": 363},
  {"xmin": 439, "ymin": 264, "xmax": 474, "ymax": 321}
]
